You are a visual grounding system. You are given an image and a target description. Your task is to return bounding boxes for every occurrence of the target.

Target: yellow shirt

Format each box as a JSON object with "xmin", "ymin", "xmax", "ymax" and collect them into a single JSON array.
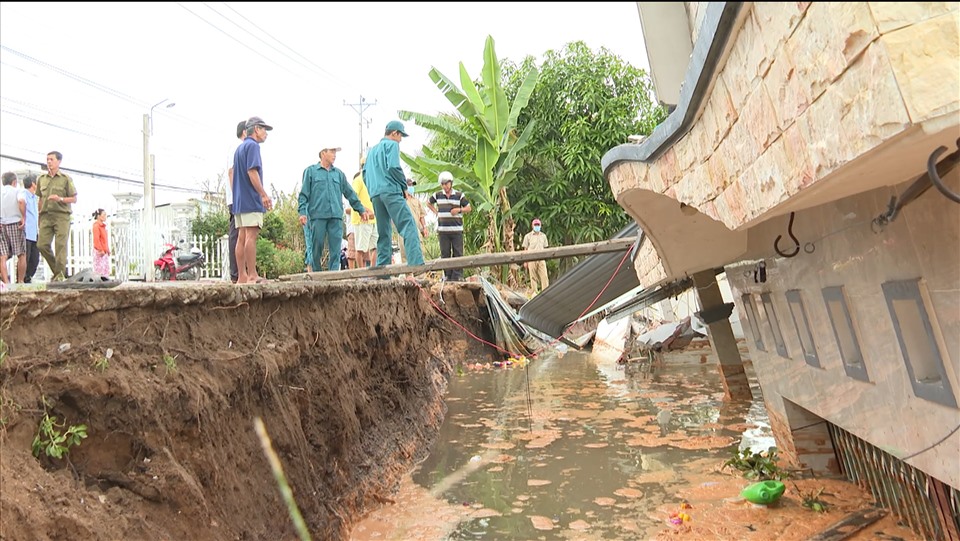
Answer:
[{"xmin": 350, "ymin": 174, "xmax": 375, "ymax": 225}]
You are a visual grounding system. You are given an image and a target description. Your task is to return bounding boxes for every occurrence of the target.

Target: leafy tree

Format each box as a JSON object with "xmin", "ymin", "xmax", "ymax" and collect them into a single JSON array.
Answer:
[
  {"xmin": 400, "ymin": 35, "xmax": 539, "ymax": 283},
  {"xmin": 503, "ymin": 41, "xmax": 667, "ymax": 274},
  {"xmin": 190, "ymin": 209, "xmax": 229, "ymax": 239},
  {"xmin": 405, "ymin": 39, "xmax": 665, "ymax": 283}
]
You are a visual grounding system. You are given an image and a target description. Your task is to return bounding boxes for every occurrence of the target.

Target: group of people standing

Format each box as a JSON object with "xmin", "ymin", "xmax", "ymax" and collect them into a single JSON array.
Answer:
[
  {"xmin": 0, "ymin": 151, "xmax": 91, "ymax": 286},
  {"xmin": 224, "ymin": 116, "xmax": 549, "ymax": 291},
  {"xmin": 294, "ymin": 120, "xmax": 429, "ymax": 275}
]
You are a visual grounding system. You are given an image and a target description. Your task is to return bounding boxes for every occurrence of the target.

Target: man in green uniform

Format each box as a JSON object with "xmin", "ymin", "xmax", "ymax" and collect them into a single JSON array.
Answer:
[
  {"xmin": 36, "ymin": 151, "xmax": 77, "ymax": 280},
  {"xmin": 363, "ymin": 121, "xmax": 424, "ymax": 267},
  {"xmin": 298, "ymin": 144, "xmax": 373, "ymax": 271}
]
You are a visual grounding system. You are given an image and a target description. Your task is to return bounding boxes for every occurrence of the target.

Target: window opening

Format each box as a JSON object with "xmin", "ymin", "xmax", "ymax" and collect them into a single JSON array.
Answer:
[
  {"xmin": 822, "ymin": 286, "xmax": 869, "ymax": 381},
  {"xmin": 786, "ymin": 290, "xmax": 820, "ymax": 368},
  {"xmin": 882, "ymin": 279, "xmax": 956, "ymax": 407}
]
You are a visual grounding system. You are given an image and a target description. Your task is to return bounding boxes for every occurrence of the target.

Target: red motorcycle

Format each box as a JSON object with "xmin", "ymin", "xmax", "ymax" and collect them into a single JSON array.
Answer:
[{"xmin": 154, "ymin": 240, "xmax": 206, "ymax": 281}]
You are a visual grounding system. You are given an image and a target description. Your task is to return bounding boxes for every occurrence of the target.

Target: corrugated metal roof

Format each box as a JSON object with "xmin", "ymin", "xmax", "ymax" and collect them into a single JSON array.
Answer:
[{"xmin": 518, "ymin": 223, "xmax": 644, "ymax": 338}]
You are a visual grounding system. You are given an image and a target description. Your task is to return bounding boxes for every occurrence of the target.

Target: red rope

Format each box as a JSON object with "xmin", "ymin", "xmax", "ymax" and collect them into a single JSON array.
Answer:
[
  {"xmin": 413, "ymin": 246, "xmax": 634, "ymax": 360},
  {"xmin": 413, "ymin": 281, "xmax": 518, "ymax": 356}
]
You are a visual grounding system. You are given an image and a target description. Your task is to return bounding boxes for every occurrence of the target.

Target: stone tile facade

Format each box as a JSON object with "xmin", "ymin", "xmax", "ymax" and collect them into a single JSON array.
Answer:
[{"xmin": 615, "ymin": 2, "xmax": 959, "ymax": 286}]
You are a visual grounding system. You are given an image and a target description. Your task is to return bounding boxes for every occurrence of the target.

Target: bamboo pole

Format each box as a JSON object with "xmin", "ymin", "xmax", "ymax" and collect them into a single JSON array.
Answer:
[{"xmin": 278, "ymin": 237, "xmax": 637, "ymax": 282}]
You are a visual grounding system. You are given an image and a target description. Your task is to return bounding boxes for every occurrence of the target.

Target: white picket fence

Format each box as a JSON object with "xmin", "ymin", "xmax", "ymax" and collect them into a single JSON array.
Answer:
[{"xmin": 20, "ymin": 212, "xmax": 227, "ymax": 283}]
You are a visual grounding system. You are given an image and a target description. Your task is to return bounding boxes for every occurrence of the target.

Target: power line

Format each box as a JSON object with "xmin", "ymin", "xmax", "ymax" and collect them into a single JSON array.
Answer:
[
  {"xmin": 221, "ymin": 2, "xmax": 354, "ymax": 91},
  {"xmin": 1, "ymin": 44, "xmax": 212, "ymax": 134},
  {"xmin": 0, "ymin": 107, "xmax": 137, "ymax": 148},
  {"xmin": 203, "ymin": 2, "xmax": 343, "ymax": 88},
  {"xmin": 0, "ymin": 103, "xmax": 210, "ymax": 164},
  {"xmin": 0, "ymin": 153, "xmax": 208, "ymax": 195},
  {"xmin": 0, "ymin": 44, "xmax": 147, "ymax": 108},
  {"xmin": 176, "ymin": 2, "xmax": 310, "ymax": 83}
]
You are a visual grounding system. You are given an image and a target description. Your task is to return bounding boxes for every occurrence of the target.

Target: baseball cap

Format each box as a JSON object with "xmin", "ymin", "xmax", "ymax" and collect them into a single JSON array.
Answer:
[
  {"xmin": 532, "ymin": 218, "xmax": 541, "ymax": 226},
  {"xmin": 438, "ymin": 171, "xmax": 453, "ymax": 184},
  {"xmin": 385, "ymin": 120, "xmax": 409, "ymax": 137},
  {"xmin": 245, "ymin": 116, "xmax": 273, "ymax": 131},
  {"xmin": 320, "ymin": 144, "xmax": 342, "ymax": 153}
]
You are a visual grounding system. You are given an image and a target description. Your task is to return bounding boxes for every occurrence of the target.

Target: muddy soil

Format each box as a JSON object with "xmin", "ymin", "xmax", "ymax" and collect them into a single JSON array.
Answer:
[{"xmin": 0, "ymin": 280, "xmax": 496, "ymax": 541}]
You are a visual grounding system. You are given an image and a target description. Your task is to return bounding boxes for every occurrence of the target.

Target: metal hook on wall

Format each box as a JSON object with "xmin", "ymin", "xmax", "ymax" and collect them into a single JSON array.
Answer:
[
  {"xmin": 928, "ymin": 138, "xmax": 960, "ymax": 204},
  {"xmin": 774, "ymin": 211, "xmax": 801, "ymax": 258}
]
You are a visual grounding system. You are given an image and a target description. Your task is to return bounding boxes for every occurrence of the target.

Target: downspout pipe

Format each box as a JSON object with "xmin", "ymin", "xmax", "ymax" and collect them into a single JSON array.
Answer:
[{"xmin": 601, "ymin": 2, "xmax": 744, "ymax": 175}]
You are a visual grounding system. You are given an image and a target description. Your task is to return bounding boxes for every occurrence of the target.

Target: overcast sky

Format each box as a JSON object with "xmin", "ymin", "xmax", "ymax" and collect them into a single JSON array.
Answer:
[{"xmin": 0, "ymin": 2, "xmax": 651, "ymax": 218}]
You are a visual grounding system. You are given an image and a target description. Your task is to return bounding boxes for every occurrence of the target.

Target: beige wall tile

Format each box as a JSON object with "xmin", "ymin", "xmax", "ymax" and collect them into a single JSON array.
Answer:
[
  {"xmin": 880, "ymin": 11, "xmax": 960, "ymax": 122},
  {"xmin": 868, "ymin": 1, "xmax": 958, "ymax": 34}
]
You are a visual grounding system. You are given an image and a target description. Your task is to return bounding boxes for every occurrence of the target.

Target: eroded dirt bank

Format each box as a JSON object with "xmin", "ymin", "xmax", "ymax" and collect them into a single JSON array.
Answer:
[{"xmin": 0, "ymin": 280, "xmax": 496, "ymax": 541}]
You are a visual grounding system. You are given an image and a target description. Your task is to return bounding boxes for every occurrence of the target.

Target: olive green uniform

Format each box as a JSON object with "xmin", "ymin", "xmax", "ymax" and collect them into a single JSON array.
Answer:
[{"xmin": 36, "ymin": 171, "xmax": 76, "ymax": 279}]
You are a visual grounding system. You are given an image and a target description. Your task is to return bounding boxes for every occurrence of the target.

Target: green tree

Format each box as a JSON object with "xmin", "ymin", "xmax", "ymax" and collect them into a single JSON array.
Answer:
[
  {"xmin": 190, "ymin": 209, "xmax": 228, "ymax": 239},
  {"xmin": 400, "ymin": 35, "xmax": 539, "ymax": 282},
  {"xmin": 503, "ymin": 41, "xmax": 666, "ymax": 274}
]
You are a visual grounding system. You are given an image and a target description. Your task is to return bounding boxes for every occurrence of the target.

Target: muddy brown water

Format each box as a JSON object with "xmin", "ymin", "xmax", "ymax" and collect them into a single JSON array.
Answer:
[
  {"xmin": 352, "ymin": 347, "xmax": 770, "ymax": 539},
  {"xmin": 350, "ymin": 345, "xmax": 922, "ymax": 541}
]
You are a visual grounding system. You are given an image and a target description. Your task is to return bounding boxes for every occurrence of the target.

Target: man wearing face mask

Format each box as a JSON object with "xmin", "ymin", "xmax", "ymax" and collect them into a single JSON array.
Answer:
[
  {"xmin": 522, "ymin": 218, "xmax": 549, "ymax": 294},
  {"xmin": 398, "ymin": 177, "xmax": 427, "ymax": 264}
]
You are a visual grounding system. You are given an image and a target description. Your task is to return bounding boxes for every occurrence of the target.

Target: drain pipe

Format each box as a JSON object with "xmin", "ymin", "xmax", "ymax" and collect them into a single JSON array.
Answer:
[{"xmin": 601, "ymin": 2, "xmax": 745, "ymax": 174}]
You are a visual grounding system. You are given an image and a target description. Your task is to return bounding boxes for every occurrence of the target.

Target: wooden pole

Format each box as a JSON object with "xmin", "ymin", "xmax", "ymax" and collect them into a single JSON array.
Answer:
[{"xmin": 278, "ymin": 237, "xmax": 637, "ymax": 282}]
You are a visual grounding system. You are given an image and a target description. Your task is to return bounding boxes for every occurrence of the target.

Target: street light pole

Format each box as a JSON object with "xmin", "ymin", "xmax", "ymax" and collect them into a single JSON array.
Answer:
[{"xmin": 143, "ymin": 98, "xmax": 175, "ymax": 281}]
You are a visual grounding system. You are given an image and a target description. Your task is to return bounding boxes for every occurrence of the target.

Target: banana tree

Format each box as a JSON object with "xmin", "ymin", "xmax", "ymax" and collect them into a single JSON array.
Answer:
[{"xmin": 400, "ymin": 35, "xmax": 539, "ymax": 282}]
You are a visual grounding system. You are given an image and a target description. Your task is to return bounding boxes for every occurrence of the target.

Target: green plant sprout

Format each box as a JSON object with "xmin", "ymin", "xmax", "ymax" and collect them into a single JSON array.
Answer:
[
  {"xmin": 163, "ymin": 353, "xmax": 178, "ymax": 374},
  {"xmin": 93, "ymin": 356, "xmax": 109, "ymax": 372},
  {"xmin": 32, "ymin": 410, "xmax": 88, "ymax": 459},
  {"xmin": 795, "ymin": 484, "xmax": 829, "ymax": 513},
  {"xmin": 723, "ymin": 446, "xmax": 789, "ymax": 481}
]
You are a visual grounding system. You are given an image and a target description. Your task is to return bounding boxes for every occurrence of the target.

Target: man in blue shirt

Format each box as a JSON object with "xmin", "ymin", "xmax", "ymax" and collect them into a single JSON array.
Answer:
[
  {"xmin": 363, "ymin": 120, "xmax": 424, "ymax": 267},
  {"xmin": 232, "ymin": 116, "xmax": 274, "ymax": 284},
  {"xmin": 22, "ymin": 175, "xmax": 40, "ymax": 283},
  {"xmin": 298, "ymin": 144, "xmax": 372, "ymax": 271}
]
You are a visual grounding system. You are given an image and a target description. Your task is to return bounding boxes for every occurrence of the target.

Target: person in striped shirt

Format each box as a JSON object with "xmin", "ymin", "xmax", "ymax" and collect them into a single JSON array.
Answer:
[{"xmin": 427, "ymin": 171, "xmax": 471, "ymax": 281}]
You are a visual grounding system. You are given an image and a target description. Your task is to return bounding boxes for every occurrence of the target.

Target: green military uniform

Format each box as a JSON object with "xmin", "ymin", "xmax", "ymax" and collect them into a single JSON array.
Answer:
[{"xmin": 36, "ymin": 171, "xmax": 76, "ymax": 279}]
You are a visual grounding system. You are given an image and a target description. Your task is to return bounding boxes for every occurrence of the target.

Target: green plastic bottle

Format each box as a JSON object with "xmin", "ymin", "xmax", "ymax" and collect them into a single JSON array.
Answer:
[{"xmin": 740, "ymin": 480, "xmax": 786, "ymax": 504}]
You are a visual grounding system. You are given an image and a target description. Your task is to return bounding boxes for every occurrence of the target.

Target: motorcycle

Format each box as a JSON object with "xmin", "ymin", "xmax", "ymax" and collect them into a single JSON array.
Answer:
[{"xmin": 154, "ymin": 240, "xmax": 206, "ymax": 281}]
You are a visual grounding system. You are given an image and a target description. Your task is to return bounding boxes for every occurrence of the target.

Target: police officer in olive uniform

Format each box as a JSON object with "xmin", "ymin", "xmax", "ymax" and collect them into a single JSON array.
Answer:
[{"xmin": 36, "ymin": 151, "xmax": 77, "ymax": 281}]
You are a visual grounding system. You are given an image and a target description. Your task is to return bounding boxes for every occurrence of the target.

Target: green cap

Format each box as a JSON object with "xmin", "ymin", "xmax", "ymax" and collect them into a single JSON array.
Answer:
[{"xmin": 385, "ymin": 120, "xmax": 409, "ymax": 137}]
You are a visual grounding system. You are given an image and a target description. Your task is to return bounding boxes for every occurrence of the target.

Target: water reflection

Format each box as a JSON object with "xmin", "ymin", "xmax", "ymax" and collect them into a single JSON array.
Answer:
[{"xmin": 356, "ymin": 349, "xmax": 775, "ymax": 540}]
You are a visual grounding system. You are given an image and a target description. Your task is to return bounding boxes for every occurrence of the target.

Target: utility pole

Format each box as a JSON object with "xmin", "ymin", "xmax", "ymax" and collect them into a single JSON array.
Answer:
[
  {"xmin": 143, "ymin": 98, "xmax": 176, "ymax": 282},
  {"xmin": 344, "ymin": 95, "xmax": 376, "ymax": 168}
]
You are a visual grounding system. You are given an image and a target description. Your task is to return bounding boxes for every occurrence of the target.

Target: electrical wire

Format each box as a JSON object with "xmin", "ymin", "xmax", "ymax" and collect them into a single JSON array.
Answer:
[
  {"xmin": 1, "ymin": 44, "xmax": 146, "ymax": 107},
  {"xmin": 0, "ymin": 153, "xmax": 207, "ymax": 195},
  {"xmin": 176, "ymin": 2, "xmax": 310, "ymax": 83},
  {"xmin": 221, "ymin": 2, "xmax": 351, "ymax": 90},
  {"xmin": 899, "ymin": 423, "xmax": 960, "ymax": 461},
  {"xmin": 208, "ymin": 2, "xmax": 353, "ymax": 91}
]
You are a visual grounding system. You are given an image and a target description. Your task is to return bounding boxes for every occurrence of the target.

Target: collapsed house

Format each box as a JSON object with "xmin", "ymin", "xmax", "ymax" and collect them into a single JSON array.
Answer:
[{"xmin": 600, "ymin": 3, "xmax": 959, "ymax": 539}]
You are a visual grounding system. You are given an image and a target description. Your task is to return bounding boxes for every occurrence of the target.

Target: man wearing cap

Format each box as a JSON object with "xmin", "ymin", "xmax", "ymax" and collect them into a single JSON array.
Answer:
[
  {"xmin": 362, "ymin": 120, "xmax": 424, "ymax": 268},
  {"xmin": 347, "ymin": 155, "xmax": 377, "ymax": 268},
  {"xmin": 398, "ymin": 177, "xmax": 428, "ymax": 264},
  {"xmin": 233, "ymin": 116, "xmax": 273, "ymax": 284},
  {"xmin": 427, "ymin": 171, "xmax": 471, "ymax": 281},
  {"xmin": 522, "ymin": 218, "xmax": 549, "ymax": 293},
  {"xmin": 298, "ymin": 144, "xmax": 373, "ymax": 271}
]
